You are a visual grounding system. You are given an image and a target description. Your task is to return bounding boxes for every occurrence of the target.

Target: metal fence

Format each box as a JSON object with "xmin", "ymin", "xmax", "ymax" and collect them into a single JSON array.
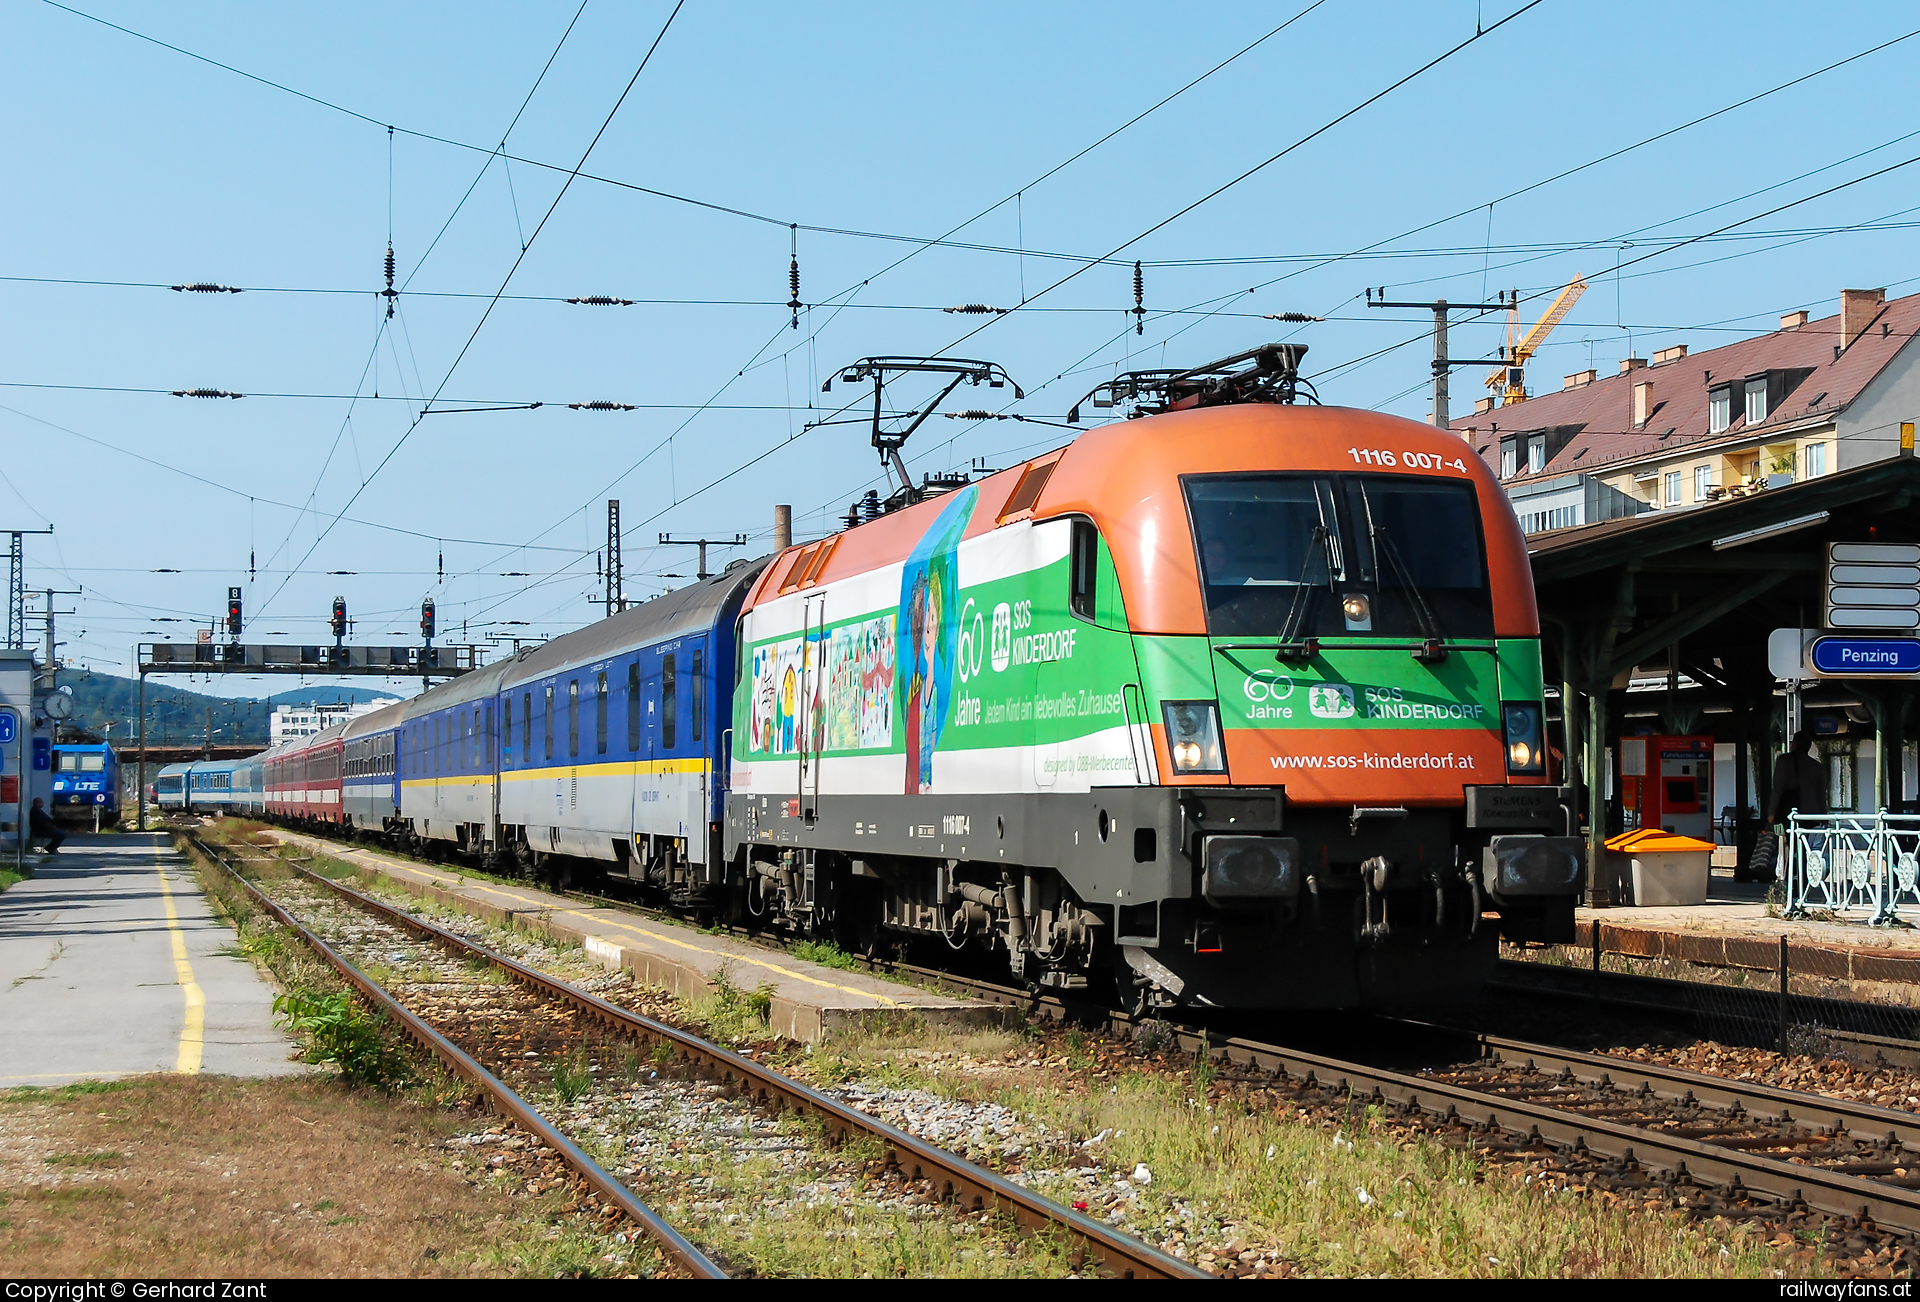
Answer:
[{"xmin": 1782, "ymin": 811, "xmax": 1920, "ymax": 925}]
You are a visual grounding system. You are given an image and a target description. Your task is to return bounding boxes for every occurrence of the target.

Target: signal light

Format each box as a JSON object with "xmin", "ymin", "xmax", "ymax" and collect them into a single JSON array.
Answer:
[
  {"xmin": 226, "ymin": 586, "xmax": 242, "ymax": 637},
  {"xmin": 420, "ymin": 597, "xmax": 436, "ymax": 642},
  {"xmin": 331, "ymin": 596, "xmax": 348, "ymax": 642}
]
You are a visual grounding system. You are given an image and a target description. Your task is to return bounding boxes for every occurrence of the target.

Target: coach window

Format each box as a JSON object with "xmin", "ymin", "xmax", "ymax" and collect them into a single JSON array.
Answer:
[
  {"xmin": 502, "ymin": 698, "xmax": 512, "ymax": 759},
  {"xmin": 662, "ymin": 654, "xmax": 677, "ymax": 750},
  {"xmin": 434, "ymin": 717, "xmax": 442, "ymax": 774},
  {"xmin": 485, "ymin": 703, "xmax": 494, "ymax": 765},
  {"xmin": 1070, "ymin": 520, "xmax": 1098, "ymax": 621},
  {"xmin": 543, "ymin": 686, "xmax": 554, "ymax": 761},
  {"xmin": 568, "ymin": 679, "xmax": 580, "ymax": 758},
  {"xmin": 522, "ymin": 693, "xmax": 533, "ymax": 764},
  {"xmin": 627, "ymin": 663, "xmax": 641, "ymax": 752},
  {"xmin": 595, "ymin": 672, "xmax": 609, "ymax": 755},
  {"xmin": 691, "ymin": 648, "xmax": 705, "ymax": 743}
]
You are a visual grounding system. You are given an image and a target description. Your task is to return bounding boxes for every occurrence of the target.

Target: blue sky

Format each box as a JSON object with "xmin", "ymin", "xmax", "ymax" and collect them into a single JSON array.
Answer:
[{"xmin": 6, "ymin": 0, "xmax": 1918, "ymax": 696}]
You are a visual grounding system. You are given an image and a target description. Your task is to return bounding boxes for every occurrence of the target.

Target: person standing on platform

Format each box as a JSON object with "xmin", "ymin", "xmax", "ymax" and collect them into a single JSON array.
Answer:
[{"xmin": 1766, "ymin": 729, "xmax": 1828, "ymax": 826}]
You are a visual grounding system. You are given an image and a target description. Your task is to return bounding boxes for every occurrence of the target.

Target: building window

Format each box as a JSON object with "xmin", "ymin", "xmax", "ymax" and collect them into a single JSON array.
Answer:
[
  {"xmin": 1806, "ymin": 442, "xmax": 1829, "ymax": 477},
  {"xmin": 1664, "ymin": 471, "xmax": 1682, "ymax": 506},
  {"xmin": 1694, "ymin": 465, "xmax": 1713, "ymax": 501},
  {"xmin": 1745, "ymin": 377, "xmax": 1769, "ymax": 425},
  {"xmin": 1527, "ymin": 435, "xmax": 1546, "ymax": 474},
  {"xmin": 1708, "ymin": 386, "xmax": 1731, "ymax": 434},
  {"xmin": 1500, "ymin": 442, "xmax": 1517, "ymax": 478}
]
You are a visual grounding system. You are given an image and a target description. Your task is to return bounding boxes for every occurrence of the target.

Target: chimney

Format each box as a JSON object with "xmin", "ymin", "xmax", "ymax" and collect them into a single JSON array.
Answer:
[
  {"xmin": 1841, "ymin": 288, "xmax": 1886, "ymax": 350},
  {"xmin": 1651, "ymin": 345, "xmax": 1688, "ymax": 366},
  {"xmin": 774, "ymin": 504, "xmax": 792, "ymax": 550},
  {"xmin": 1474, "ymin": 396, "xmax": 1496, "ymax": 415},
  {"xmin": 1620, "ymin": 356, "xmax": 1647, "ymax": 375},
  {"xmin": 1779, "ymin": 310, "xmax": 1809, "ymax": 331},
  {"xmin": 1632, "ymin": 380, "xmax": 1655, "ymax": 429},
  {"xmin": 1563, "ymin": 369, "xmax": 1596, "ymax": 390}
]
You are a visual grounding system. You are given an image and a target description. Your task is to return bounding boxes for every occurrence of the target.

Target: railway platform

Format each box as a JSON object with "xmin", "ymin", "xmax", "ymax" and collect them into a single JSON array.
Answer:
[
  {"xmin": 1572, "ymin": 868, "xmax": 1920, "ymax": 988},
  {"xmin": 266, "ymin": 832, "xmax": 1009, "ymax": 1043},
  {"xmin": 0, "ymin": 833, "xmax": 304, "ymax": 1087}
]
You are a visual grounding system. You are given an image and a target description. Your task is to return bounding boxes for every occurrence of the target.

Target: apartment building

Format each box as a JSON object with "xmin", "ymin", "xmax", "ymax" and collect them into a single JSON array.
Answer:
[{"xmin": 1450, "ymin": 287, "xmax": 1920, "ymax": 532}]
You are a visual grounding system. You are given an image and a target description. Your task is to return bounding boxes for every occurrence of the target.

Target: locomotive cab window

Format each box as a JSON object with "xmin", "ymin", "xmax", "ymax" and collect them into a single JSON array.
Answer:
[
  {"xmin": 1185, "ymin": 472, "xmax": 1493, "ymax": 640},
  {"xmin": 1069, "ymin": 520, "xmax": 1097, "ymax": 621}
]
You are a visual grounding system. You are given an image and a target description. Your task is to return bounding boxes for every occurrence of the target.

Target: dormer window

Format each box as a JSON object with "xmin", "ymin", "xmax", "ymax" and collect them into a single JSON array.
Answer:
[
  {"xmin": 1500, "ymin": 439, "xmax": 1517, "ymax": 478},
  {"xmin": 1527, "ymin": 435, "xmax": 1546, "ymax": 474},
  {"xmin": 1744, "ymin": 375, "xmax": 1770, "ymax": 425},
  {"xmin": 1708, "ymin": 385, "xmax": 1731, "ymax": 434}
]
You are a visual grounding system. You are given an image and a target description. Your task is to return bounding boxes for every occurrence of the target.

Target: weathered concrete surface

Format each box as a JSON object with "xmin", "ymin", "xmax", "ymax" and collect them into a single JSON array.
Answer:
[
  {"xmin": 269, "ymin": 831, "xmax": 1007, "ymax": 1043},
  {"xmin": 0, "ymin": 834, "xmax": 304, "ymax": 1087}
]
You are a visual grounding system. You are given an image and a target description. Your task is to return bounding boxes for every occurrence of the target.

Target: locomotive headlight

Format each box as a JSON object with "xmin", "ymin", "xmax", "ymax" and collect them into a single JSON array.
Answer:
[
  {"xmin": 1340, "ymin": 592, "xmax": 1372, "ymax": 631},
  {"xmin": 1162, "ymin": 701, "xmax": 1226, "ymax": 774},
  {"xmin": 1503, "ymin": 702, "xmax": 1545, "ymax": 776}
]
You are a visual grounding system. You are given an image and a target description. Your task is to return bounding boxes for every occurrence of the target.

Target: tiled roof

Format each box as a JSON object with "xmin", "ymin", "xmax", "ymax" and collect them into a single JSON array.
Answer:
[{"xmin": 1449, "ymin": 292, "xmax": 1920, "ymax": 482}]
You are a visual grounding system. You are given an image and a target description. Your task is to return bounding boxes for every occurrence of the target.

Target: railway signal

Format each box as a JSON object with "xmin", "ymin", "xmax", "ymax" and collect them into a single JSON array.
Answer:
[
  {"xmin": 226, "ymin": 587, "xmax": 242, "ymax": 637},
  {"xmin": 420, "ymin": 597, "xmax": 436, "ymax": 643},
  {"xmin": 331, "ymin": 596, "xmax": 348, "ymax": 645}
]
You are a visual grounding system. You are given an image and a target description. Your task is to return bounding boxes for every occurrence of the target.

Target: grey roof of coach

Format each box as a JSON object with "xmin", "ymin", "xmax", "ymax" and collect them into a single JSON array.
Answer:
[
  {"xmin": 400, "ymin": 658, "xmax": 515, "ymax": 722},
  {"xmin": 498, "ymin": 558, "xmax": 771, "ymax": 693}
]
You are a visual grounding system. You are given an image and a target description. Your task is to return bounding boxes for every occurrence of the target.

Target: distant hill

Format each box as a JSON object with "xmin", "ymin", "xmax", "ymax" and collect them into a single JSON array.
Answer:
[{"xmin": 59, "ymin": 671, "xmax": 413, "ymax": 748}]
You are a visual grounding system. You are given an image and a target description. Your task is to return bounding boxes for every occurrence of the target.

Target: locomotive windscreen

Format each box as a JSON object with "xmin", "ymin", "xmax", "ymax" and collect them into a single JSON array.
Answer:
[{"xmin": 1184, "ymin": 472, "xmax": 1494, "ymax": 640}]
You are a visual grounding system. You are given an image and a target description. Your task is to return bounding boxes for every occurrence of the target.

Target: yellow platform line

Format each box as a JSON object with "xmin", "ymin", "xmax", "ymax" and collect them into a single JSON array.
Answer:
[
  {"xmin": 154, "ymin": 850, "xmax": 205, "ymax": 1074},
  {"xmin": 325, "ymin": 844, "xmax": 901, "ymax": 1007}
]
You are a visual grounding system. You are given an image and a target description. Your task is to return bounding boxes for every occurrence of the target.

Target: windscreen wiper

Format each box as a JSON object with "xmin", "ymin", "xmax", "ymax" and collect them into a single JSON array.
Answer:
[
  {"xmin": 1275, "ymin": 525, "xmax": 1331, "ymax": 663},
  {"xmin": 1367, "ymin": 518, "xmax": 1449, "ymax": 663}
]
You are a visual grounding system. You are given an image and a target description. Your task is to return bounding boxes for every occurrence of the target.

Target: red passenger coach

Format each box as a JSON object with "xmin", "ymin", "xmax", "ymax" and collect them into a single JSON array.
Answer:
[{"xmin": 264, "ymin": 724, "xmax": 347, "ymax": 825}]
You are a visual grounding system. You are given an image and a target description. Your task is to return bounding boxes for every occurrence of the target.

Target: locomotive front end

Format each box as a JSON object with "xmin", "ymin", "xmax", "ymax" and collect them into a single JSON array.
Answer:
[{"xmin": 1055, "ymin": 400, "xmax": 1581, "ymax": 1009}]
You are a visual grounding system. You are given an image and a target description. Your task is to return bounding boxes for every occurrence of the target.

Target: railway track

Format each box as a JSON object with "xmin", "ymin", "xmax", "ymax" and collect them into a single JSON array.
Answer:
[
  {"xmin": 213, "ymin": 820, "xmax": 1920, "ymax": 1259},
  {"xmin": 911, "ymin": 965, "xmax": 1920, "ymax": 1250},
  {"xmin": 184, "ymin": 829, "xmax": 1203, "ymax": 1280},
  {"xmin": 1490, "ymin": 959, "xmax": 1920, "ymax": 1068}
]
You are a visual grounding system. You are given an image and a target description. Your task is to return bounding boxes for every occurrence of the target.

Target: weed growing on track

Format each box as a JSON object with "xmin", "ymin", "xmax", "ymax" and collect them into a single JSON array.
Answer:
[
  {"xmin": 550, "ymin": 1046, "xmax": 596, "ymax": 1105},
  {"xmin": 273, "ymin": 990, "xmax": 409, "ymax": 1089},
  {"xmin": 789, "ymin": 940, "xmax": 858, "ymax": 971},
  {"xmin": 693, "ymin": 962, "xmax": 776, "ymax": 1044}
]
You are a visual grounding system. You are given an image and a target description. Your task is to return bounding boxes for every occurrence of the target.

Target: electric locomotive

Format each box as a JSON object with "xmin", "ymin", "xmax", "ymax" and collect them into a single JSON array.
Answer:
[
  {"xmin": 49, "ymin": 742, "xmax": 117, "ymax": 822},
  {"xmin": 723, "ymin": 345, "xmax": 1580, "ymax": 1009}
]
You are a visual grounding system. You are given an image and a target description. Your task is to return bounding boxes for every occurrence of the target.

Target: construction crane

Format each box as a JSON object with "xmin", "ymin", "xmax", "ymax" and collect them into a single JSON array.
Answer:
[{"xmin": 1487, "ymin": 275, "xmax": 1586, "ymax": 405}]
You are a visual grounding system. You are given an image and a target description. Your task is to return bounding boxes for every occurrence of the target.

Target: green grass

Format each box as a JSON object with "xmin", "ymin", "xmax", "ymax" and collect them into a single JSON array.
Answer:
[
  {"xmin": 0, "ymin": 866, "xmax": 28, "ymax": 893},
  {"xmin": 789, "ymin": 939, "xmax": 858, "ymax": 970}
]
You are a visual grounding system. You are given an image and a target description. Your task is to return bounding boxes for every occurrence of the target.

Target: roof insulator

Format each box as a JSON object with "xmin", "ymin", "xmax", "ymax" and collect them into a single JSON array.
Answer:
[
  {"xmin": 170, "ymin": 283, "xmax": 242, "ymax": 294},
  {"xmin": 568, "ymin": 401, "xmax": 637, "ymax": 411},
  {"xmin": 172, "ymin": 388, "xmax": 244, "ymax": 399},
  {"xmin": 566, "ymin": 296, "xmax": 635, "ymax": 306}
]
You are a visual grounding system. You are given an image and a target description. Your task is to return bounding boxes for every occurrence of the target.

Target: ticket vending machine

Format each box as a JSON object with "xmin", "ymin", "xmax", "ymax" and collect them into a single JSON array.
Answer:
[{"xmin": 1620, "ymin": 734, "xmax": 1714, "ymax": 840}]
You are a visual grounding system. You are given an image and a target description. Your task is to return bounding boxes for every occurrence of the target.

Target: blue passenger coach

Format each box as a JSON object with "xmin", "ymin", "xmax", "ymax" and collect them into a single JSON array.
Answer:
[{"xmin": 497, "ymin": 564, "xmax": 764, "ymax": 896}]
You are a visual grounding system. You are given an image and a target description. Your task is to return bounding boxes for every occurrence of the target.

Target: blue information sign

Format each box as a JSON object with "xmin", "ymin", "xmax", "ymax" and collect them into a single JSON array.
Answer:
[
  {"xmin": 0, "ymin": 709, "xmax": 14, "ymax": 745},
  {"xmin": 1811, "ymin": 636, "xmax": 1920, "ymax": 676}
]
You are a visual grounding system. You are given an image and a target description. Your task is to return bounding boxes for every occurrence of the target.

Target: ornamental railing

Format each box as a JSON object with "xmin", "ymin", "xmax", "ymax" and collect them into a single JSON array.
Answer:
[{"xmin": 1781, "ymin": 811, "xmax": 1920, "ymax": 925}]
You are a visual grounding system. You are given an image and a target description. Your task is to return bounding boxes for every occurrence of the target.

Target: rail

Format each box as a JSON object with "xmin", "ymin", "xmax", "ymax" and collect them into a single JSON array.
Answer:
[
  {"xmin": 231, "ymin": 835, "xmax": 1202, "ymax": 1280},
  {"xmin": 1782, "ymin": 811, "xmax": 1920, "ymax": 925},
  {"xmin": 181, "ymin": 831, "xmax": 726, "ymax": 1279}
]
